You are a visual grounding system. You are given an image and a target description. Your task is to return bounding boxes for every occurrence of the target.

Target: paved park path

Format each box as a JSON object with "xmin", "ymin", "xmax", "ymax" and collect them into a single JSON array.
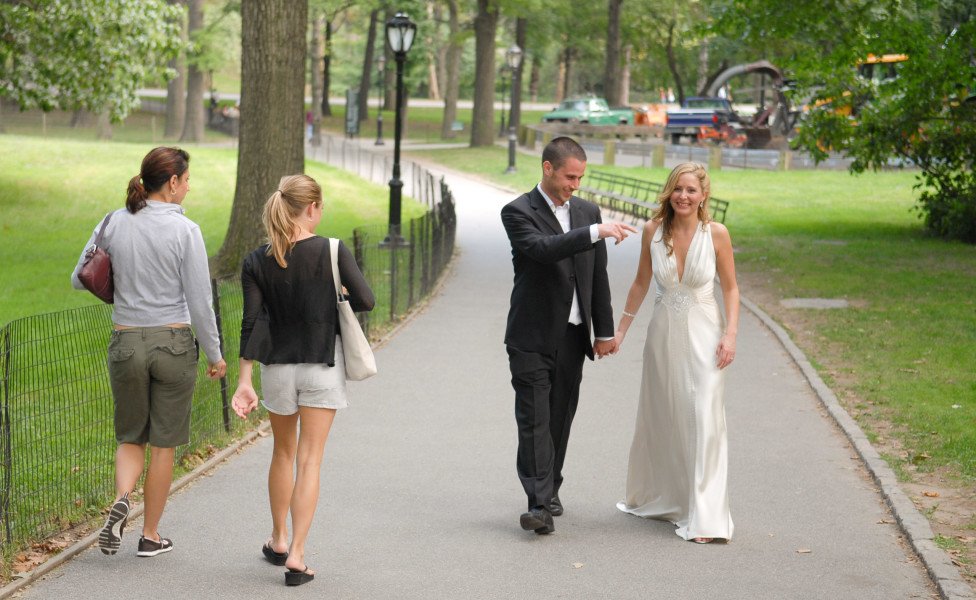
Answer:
[{"xmin": 13, "ymin": 142, "xmax": 949, "ymax": 599}]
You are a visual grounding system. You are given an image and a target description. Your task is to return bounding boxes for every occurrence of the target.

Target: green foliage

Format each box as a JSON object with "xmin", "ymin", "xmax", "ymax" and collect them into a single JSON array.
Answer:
[
  {"xmin": 187, "ymin": 2, "xmax": 242, "ymax": 75},
  {"xmin": 713, "ymin": 0, "xmax": 976, "ymax": 243},
  {"xmin": 0, "ymin": 0, "xmax": 184, "ymax": 121}
]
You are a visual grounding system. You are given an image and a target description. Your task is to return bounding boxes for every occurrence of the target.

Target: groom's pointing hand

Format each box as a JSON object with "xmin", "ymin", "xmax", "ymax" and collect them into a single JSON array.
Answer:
[{"xmin": 597, "ymin": 222, "xmax": 639, "ymax": 245}]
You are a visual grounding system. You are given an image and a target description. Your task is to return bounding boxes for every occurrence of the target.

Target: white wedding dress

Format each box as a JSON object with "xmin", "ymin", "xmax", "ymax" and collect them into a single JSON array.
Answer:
[{"xmin": 617, "ymin": 223, "xmax": 734, "ymax": 542}]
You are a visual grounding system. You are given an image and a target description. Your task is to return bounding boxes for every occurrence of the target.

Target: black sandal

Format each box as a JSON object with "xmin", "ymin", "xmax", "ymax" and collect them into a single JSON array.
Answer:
[
  {"xmin": 285, "ymin": 565, "xmax": 314, "ymax": 586},
  {"xmin": 262, "ymin": 541, "xmax": 288, "ymax": 566}
]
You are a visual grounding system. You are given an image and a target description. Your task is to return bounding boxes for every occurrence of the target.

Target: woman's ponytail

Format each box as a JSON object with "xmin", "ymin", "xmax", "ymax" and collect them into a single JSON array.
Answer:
[
  {"xmin": 263, "ymin": 190, "xmax": 295, "ymax": 268},
  {"xmin": 261, "ymin": 175, "xmax": 323, "ymax": 269},
  {"xmin": 126, "ymin": 174, "xmax": 148, "ymax": 214}
]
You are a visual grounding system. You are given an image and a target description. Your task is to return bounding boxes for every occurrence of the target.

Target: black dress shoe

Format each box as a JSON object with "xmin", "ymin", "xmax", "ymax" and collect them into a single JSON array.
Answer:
[
  {"xmin": 520, "ymin": 507, "xmax": 554, "ymax": 534},
  {"xmin": 549, "ymin": 495, "xmax": 563, "ymax": 517}
]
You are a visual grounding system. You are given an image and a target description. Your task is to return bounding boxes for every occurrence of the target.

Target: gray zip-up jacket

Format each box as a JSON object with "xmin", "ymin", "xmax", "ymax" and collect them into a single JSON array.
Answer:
[{"xmin": 71, "ymin": 200, "xmax": 223, "ymax": 363}]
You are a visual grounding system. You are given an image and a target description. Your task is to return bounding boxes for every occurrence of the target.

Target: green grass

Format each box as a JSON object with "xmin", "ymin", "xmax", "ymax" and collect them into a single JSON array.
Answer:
[
  {"xmin": 410, "ymin": 144, "xmax": 976, "ymax": 481},
  {"xmin": 0, "ymin": 135, "xmax": 426, "ymax": 324}
]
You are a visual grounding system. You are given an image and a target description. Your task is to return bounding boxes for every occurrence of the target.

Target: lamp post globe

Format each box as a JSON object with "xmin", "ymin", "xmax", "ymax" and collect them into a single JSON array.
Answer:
[
  {"xmin": 383, "ymin": 13, "xmax": 416, "ymax": 246},
  {"xmin": 504, "ymin": 44, "xmax": 523, "ymax": 174}
]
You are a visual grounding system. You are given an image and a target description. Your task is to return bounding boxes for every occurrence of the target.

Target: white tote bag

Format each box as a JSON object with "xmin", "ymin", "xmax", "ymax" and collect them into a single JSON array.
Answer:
[{"xmin": 330, "ymin": 238, "xmax": 377, "ymax": 380}]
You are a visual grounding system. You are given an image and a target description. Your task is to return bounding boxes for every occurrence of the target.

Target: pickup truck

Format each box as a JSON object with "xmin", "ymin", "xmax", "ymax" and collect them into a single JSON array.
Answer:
[
  {"xmin": 665, "ymin": 97, "xmax": 739, "ymax": 144},
  {"xmin": 542, "ymin": 97, "xmax": 634, "ymax": 125}
]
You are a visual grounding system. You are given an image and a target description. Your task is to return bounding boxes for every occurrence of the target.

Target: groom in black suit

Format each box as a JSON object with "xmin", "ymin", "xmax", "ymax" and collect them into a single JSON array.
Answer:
[{"xmin": 501, "ymin": 137, "xmax": 637, "ymax": 534}]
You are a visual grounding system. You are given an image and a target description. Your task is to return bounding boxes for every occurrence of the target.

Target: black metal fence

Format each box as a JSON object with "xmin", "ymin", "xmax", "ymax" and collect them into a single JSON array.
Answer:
[
  {"xmin": 0, "ymin": 169, "xmax": 456, "ymax": 556},
  {"xmin": 0, "ymin": 279, "xmax": 245, "ymax": 553}
]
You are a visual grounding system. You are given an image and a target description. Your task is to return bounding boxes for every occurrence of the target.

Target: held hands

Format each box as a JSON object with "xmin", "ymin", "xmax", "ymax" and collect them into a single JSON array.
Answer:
[
  {"xmin": 716, "ymin": 332, "xmax": 736, "ymax": 370},
  {"xmin": 207, "ymin": 359, "xmax": 227, "ymax": 380},
  {"xmin": 231, "ymin": 385, "xmax": 259, "ymax": 419},
  {"xmin": 593, "ymin": 338, "xmax": 618, "ymax": 359},
  {"xmin": 597, "ymin": 222, "xmax": 639, "ymax": 245}
]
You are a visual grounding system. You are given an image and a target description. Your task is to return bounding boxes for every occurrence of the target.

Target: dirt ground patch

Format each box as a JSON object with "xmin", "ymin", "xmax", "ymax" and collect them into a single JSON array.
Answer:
[{"xmin": 737, "ymin": 270, "xmax": 976, "ymax": 593}]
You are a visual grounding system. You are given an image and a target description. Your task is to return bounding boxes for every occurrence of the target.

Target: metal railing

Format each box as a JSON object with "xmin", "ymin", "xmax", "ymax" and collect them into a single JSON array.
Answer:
[{"xmin": 0, "ymin": 278, "xmax": 245, "ymax": 551}]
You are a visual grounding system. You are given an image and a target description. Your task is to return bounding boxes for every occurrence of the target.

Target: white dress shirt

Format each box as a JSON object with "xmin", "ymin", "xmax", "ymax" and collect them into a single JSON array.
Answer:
[{"xmin": 536, "ymin": 185, "xmax": 610, "ymax": 340}]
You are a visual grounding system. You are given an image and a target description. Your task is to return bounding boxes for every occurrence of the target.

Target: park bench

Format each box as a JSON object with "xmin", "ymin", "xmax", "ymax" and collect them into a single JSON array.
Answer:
[{"xmin": 578, "ymin": 170, "xmax": 729, "ymax": 224}]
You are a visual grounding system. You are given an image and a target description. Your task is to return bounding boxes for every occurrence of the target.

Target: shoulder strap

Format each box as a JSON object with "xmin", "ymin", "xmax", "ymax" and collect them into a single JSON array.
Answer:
[
  {"xmin": 329, "ymin": 238, "xmax": 342, "ymax": 301},
  {"xmin": 93, "ymin": 211, "xmax": 115, "ymax": 245}
]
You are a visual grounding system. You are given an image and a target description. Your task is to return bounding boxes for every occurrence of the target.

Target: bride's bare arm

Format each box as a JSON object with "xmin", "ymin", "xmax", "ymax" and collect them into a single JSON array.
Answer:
[
  {"xmin": 712, "ymin": 223, "xmax": 738, "ymax": 369},
  {"xmin": 616, "ymin": 219, "xmax": 659, "ymax": 346}
]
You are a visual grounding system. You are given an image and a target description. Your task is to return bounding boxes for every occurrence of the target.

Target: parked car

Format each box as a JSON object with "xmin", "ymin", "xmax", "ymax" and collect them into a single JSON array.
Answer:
[
  {"xmin": 542, "ymin": 97, "xmax": 634, "ymax": 125},
  {"xmin": 665, "ymin": 97, "xmax": 739, "ymax": 144}
]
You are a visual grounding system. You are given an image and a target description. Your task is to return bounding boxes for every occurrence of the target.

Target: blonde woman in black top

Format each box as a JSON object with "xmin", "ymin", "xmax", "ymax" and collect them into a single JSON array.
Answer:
[{"xmin": 231, "ymin": 174, "xmax": 374, "ymax": 586}]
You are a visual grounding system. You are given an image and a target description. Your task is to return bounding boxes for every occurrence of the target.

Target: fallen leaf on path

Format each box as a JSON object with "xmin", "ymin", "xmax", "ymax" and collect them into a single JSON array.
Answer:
[
  {"xmin": 257, "ymin": 430, "xmax": 269, "ymax": 438},
  {"xmin": 923, "ymin": 492, "xmax": 940, "ymax": 497},
  {"xmin": 797, "ymin": 549, "xmax": 812, "ymax": 554},
  {"xmin": 572, "ymin": 563, "xmax": 583, "ymax": 569},
  {"xmin": 877, "ymin": 519, "xmax": 891, "ymax": 524}
]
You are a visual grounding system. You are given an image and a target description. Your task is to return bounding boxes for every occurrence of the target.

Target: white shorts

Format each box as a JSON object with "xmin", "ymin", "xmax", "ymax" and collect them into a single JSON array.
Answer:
[{"xmin": 259, "ymin": 337, "xmax": 348, "ymax": 414}]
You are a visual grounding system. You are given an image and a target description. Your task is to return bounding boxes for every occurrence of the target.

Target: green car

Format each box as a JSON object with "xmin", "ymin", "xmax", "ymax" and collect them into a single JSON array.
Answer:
[{"xmin": 542, "ymin": 97, "xmax": 634, "ymax": 125}]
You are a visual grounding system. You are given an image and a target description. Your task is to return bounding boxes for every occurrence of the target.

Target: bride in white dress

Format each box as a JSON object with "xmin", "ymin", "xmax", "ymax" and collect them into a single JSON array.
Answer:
[{"xmin": 612, "ymin": 163, "xmax": 739, "ymax": 543}]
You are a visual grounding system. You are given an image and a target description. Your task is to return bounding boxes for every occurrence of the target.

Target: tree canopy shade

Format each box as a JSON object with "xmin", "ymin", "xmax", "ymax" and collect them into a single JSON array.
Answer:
[
  {"xmin": 712, "ymin": 0, "xmax": 976, "ymax": 242},
  {"xmin": 0, "ymin": 0, "xmax": 183, "ymax": 121}
]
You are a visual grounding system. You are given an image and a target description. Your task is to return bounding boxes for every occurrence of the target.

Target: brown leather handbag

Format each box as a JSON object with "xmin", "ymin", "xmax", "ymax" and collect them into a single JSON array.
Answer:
[{"xmin": 78, "ymin": 212, "xmax": 115, "ymax": 304}]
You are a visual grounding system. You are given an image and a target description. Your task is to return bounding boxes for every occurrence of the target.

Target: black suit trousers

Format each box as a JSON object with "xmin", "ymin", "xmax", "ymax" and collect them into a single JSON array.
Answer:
[{"xmin": 508, "ymin": 323, "xmax": 588, "ymax": 510}]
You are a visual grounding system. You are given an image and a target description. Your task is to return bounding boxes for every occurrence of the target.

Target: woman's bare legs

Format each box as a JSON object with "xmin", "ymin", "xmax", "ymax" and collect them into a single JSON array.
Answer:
[
  {"xmin": 114, "ymin": 443, "xmax": 147, "ymax": 499},
  {"xmin": 283, "ymin": 406, "xmax": 337, "ymax": 574},
  {"xmin": 268, "ymin": 411, "xmax": 299, "ymax": 555},
  {"xmin": 142, "ymin": 446, "xmax": 175, "ymax": 541}
]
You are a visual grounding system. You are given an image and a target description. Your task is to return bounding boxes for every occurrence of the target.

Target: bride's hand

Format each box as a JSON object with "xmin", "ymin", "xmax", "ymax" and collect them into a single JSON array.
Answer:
[{"xmin": 716, "ymin": 334, "xmax": 736, "ymax": 369}]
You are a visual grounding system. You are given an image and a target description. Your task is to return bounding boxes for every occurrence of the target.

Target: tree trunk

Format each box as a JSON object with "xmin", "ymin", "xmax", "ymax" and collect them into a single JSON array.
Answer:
[
  {"xmin": 359, "ymin": 10, "xmax": 378, "ymax": 122},
  {"xmin": 603, "ymin": 0, "xmax": 624, "ymax": 106},
  {"xmin": 620, "ymin": 44, "xmax": 631, "ymax": 106},
  {"xmin": 665, "ymin": 21, "xmax": 684, "ymax": 104},
  {"xmin": 555, "ymin": 51, "xmax": 565, "ymax": 103},
  {"xmin": 508, "ymin": 17, "xmax": 526, "ymax": 134},
  {"xmin": 433, "ymin": 4, "xmax": 447, "ymax": 104},
  {"xmin": 383, "ymin": 10, "xmax": 394, "ymax": 110},
  {"xmin": 469, "ymin": 0, "xmax": 498, "ymax": 147},
  {"xmin": 697, "ymin": 39, "xmax": 709, "ymax": 96},
  {"xmin": 164, "ymin": 0, "xmax": 186, "ymax": 138},
  {"xmin": 529, "ymin": 56, "xmax": 540, "ymax": 102},
  {"xmin": 322, "ymin": 20, "xmax": 332, "ymax": 117},
  {"xmin": 96, "ymin": 111, "xmax": 112, "ymax": 140},
  {"xmin": 439, "ymin": 0, "xmax": 461, "ymax": 140},
  {"xmin": 212, "ymin": 0, "xmax": 307, "ymax": 276},
  {"xmin": 562, "ymin": 47, "xmax": 576, "ymax": 100},
  {"xmin": 425, "ymin": 2, "xmax": 440, "ymax": 101},
  {"xmin": 310, "ymin": 8, "xmax": 325, "ymax": 146},
  {"xmin": 180, "ymin": 0, "xmax": 205, "ymax": 142},
  {"xmin": 71, "ymin": 110, "xmax": 93, "ymax": 127}
]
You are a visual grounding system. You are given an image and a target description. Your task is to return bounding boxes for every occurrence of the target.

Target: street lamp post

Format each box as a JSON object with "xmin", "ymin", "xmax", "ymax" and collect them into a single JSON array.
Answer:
[
  {"xmin": 497, "ymin": 65, "xmax": 509, "ymax": 138},
  {"xmin": 383, "ymin": 12, "xmax": 416, "ymax": 246},
  {"xmin": 504, "ymin": 44, "xmax": 523, "ymax": 174},
  {"xmin": 375, "ymin": 54, "xmax": 386, "ymax": 146}
]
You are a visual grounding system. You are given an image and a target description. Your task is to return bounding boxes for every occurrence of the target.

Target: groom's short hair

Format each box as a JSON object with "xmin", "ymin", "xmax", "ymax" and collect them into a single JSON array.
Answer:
[{"xmin": 542, "ymin": 137, "xmax": 587, "ymax": 171}]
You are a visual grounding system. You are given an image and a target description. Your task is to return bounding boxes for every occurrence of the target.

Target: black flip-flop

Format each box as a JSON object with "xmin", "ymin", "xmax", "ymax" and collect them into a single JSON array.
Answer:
[
  {"xmin": 285, "ymin": 565, "xmax": 314, "ymax": 586},
  {"xmin": 262, "ymin": 541, "xmax": 288, "ymax": 566}
]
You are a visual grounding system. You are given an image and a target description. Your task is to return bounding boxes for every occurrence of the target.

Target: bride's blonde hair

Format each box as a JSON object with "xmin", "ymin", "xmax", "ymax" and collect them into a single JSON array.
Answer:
[
  {"xmin": 653, "ymin": 162, "xmax": 711, "ymax": 256},
  {"xmin": 263, "ymin": 174, "xmax": 322, "ymax": 268}
]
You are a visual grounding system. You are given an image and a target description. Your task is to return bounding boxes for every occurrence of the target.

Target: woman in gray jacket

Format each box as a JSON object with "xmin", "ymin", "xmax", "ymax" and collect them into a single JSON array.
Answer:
[{"xmin": 71, "ymin": 147, "xmax": 226, "ymax": 558}]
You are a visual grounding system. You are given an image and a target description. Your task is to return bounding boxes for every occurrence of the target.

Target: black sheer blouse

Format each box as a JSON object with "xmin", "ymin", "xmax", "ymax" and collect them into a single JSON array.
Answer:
[{"xmin": 239, "ymin": 236, "xmax": 375, "ymax": 366}]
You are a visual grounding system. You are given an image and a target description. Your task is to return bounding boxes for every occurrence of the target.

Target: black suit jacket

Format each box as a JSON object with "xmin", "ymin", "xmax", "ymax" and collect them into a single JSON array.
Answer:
[{"xmin": 501, "ymin": 187, "xmax": 614, "ymax": 360}]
